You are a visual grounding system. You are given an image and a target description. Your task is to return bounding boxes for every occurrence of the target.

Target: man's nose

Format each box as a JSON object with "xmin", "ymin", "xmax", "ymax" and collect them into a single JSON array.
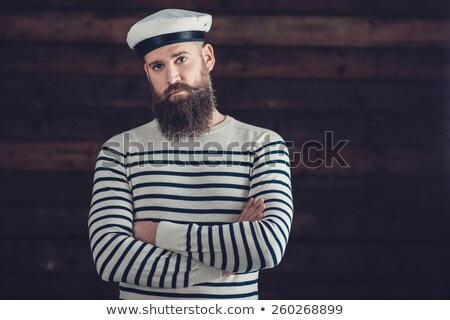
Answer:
[{"xmin": 165, "ymin": 64, "xmax": 181, "ymax": 85}]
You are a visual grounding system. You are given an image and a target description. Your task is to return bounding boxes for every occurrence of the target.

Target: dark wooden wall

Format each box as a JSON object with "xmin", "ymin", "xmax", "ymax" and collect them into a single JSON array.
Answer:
[{"xmin": 1, "ymin": 1, "xmax": 449, "ymax": 299}]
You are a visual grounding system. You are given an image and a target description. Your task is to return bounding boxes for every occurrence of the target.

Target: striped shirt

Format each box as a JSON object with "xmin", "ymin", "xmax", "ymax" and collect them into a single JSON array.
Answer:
[{"xmin": 88, "ymin": 115, "xmax": 293, "ymax": 299}]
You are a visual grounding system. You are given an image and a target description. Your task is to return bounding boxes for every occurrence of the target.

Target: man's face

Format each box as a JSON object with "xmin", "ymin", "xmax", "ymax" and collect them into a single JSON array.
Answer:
[{"xmin": 143, "ymin": 42, "xmax": 217, "ymax": 141}]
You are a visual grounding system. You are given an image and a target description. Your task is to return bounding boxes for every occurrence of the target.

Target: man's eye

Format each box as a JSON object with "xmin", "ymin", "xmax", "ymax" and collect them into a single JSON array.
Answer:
[
  {"xmin": 152, "ymin": 64, "xmax": 163, "ymax": 71},
  {"xmin": 177, "ymin": 56, "xmax": 187, "ymax": 63}
]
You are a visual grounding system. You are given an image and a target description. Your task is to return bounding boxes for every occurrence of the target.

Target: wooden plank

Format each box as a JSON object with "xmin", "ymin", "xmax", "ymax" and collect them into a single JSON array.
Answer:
[
  {"xmin": 2, "ymin": 12, "xmax": 450, "ymax": 47},
  {"xmin": 0, "ymin": 106, "xmax": 152, "ymax": 141},
  {"xmin": 2, "ymin": 240, "xmax": 446, "ymax": 278},
  {"xmin": 293, "ymin": 176, "xmax": 448, "ymax": 213},
  {"xmin": 0, "ymin": 171, "xmax": 93, "ymax": 205},
  {"xmin": 0, "ymin": 141, "xmax": 101, "ymax": 171},
  {"xmin": 292, "ymin": 210, "xmax": 450, "ymax": 242},
  {"xmin": 0, "ymin": 172, "xmax": 445, "ymax": 214},
  {"xmin": 0, "ymin": 141, "xmax": 446, "ymax": 175},
  {"xmin": 259, "ymin": 272, "xmax": 446, "ymax": 299},
  {"xmin": 0, "ymin": 206, "xmax": 90, "ymax": 238},
  {"xmin": 1, "ymin": 106, "xmax": 445, "ymax": 145},
  {"xmin": 0, "ymin": 271, "xmax": 117, "ymax": 299},
  {"xmin": 2, "ymin": 204, "xmax": 448, "ymax": 242},
  {"xmin": 0, "ymin": 270, "xmax": 442, "ymax": 299},
  {"xmin": 3, "ymin": 12, "xmax": 450, "ymax": 46},
  {"xmin": 1, "ymin": 0, "xmax": 449, "ymax": 17},
  {"xmin": 0, "ymin": 43, "xmax": 448, "ymax": 79},
  {"xmin": 277, "ymin": 112, "xmax": 445, "ymax": 147},
  {"xmin": 2, "ymin": 76, "xmax": 448, "ymax": 113}
]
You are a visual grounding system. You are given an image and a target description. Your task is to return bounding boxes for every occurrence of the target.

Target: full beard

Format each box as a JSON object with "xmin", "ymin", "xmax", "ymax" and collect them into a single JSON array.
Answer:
[{"xmin": 150, "ymin": 70, "xmax": 217, "ymax": 141}]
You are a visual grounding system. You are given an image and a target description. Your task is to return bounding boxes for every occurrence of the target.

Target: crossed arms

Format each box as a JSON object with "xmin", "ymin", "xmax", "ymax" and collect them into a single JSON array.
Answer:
[{"xmin": 88, "ymin": 134, "xmax": 293, "ymax": 289}]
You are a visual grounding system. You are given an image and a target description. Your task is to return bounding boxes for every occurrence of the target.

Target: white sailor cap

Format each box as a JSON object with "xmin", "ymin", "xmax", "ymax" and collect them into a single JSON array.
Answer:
[{"xmin": 126, "ymin": 9, "xmax": 212, "ymax": 59}]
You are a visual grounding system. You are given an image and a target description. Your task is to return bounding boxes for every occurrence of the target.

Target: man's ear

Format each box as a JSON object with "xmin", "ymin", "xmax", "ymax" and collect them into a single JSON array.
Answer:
[
  {"xmin": 201, "ymin": 43, "xmax": 215, "ymax": 72},
  {"xmin": 143, "ymin": 62, "xmax": 151, "ymax": 82}
]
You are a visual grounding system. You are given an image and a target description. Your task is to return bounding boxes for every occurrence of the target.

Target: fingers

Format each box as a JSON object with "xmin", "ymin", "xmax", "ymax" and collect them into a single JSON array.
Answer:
[{"xmin": 239, "ymin": 197, "xmax": 266, "ymax": 222}]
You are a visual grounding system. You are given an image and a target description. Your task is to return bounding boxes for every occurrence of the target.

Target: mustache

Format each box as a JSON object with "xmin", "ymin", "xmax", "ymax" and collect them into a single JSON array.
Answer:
[{"xmin": 163, "ymin": 82, "xmax": 199, "ymax": 100}]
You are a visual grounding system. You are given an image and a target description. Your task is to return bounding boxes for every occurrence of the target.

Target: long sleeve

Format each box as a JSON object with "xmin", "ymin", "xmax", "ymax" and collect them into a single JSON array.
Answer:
[
  {"xmin": 155, "ymin": 132, "xmax": 293, "ymax": 273},
  {"xmin": 88, "ymin": 142, "xmax": 222, "ymax": 288}
]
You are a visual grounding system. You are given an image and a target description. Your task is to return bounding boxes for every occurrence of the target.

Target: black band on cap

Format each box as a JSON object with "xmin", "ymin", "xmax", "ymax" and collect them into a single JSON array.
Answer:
[{"xmin": 135, "ymin": 30, "xmax": 205, "ymax": 59}]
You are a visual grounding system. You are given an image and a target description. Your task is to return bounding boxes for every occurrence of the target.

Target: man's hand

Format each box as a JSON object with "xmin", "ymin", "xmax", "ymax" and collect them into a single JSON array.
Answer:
[
  {"xmin": 133, "ymin": 221, "xmax": 159, "ymax": 245},
  {"xmin": 239, "ymin": 197, "xmax": 266, "ymax": 222}
]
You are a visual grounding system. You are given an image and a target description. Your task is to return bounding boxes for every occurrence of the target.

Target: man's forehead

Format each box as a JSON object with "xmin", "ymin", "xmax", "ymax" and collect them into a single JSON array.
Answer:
[{"xmin": 144, "ymin": 42, "xmax": 200, "ymax": 62}]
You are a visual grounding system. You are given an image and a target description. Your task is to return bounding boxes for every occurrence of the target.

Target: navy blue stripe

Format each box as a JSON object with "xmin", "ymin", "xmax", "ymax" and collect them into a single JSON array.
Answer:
[
  {"xmin": 250, "ymin": 169, "xmax": 290, "ymax": 181},
  {"xmin": 159, "ymin": 254, "xmax": 171, "ymax": 288},
  {"xmin": 197, "ymin": 279, "xmax": 258, "ymax": 287},
  {"xmin": 91, "ymin": 231, "xmax": 128, "ymax": 254},
  {"xmin": 239, "ymin": 222, "xmax": 253, "ymax": 272},
  {"xmin": 254, "ymin": 141, "xmax": 287, "ymax": 154},
  {"xmin": 93, "ymin": 176, "xmax": 128, "ymax": 186},
  {"xmin": 122, "ymin": 242, "xmax": 146, "ymax": 283},
  {"xmin": 127, "ymin": 160, "xmax": 252, "ymax": 168},
  {"xmin": 253, "ymin": 160, "xmax": 291, "ymax": 172},
  {"xmin": 264, "ymin": 216, "xmax": 289, "ymax": 244},
  {"xmin": 133, "ymin": 182, "xmax": 249, "ymax": 191},
  {"xmin": 147, "ymin": 250, "xmax": 167, "ymax": 287},
  {"xmin": 89, "ymin": 205, "xmax": 133, "ymax": 218},
  {"xmin": 264, "ymin": 214, "xmax": 290, "ymax": 233},
  {"xmin": 130, "ymin": 170, "xmax": 249, "ymax": 180},
  {"xmin": 186, "ymin": 224, "xmax": 193, "ymax": 253},
  {"xmin": 135, "ymin": 246, "xmax": 157, "ymax": 285},
  {"xmin": 253, "ymin": 150, "xmax": 290, "ymax": 163},
  {"xmin": 229, "ymin": 224, "xmax": 239, "ymax": 273},
  {"xmin": 261, "ymin": 220, "xmax": 283, "ymax": 258},
  {"xmin": 172, "ymin": 255, "xmax": 181, "ymax": 288},
  {"xmin": 94, "ymin": 167, "xmax": 127, "ymax": 179},
  {"xmin": 119, "ymin": 286, "xmax": 258, "ymax": 299},
  {"xmin": 264, "ymin": 217, "xmax": 287, "ymax": 244},
  {"xmin": 218, "ymin": 225, "xmax": 227, "ymax": 270},
  {"xmin": 96, "ymin": 156, "xmax": 125, "ymax": 167},
  {"xmin": 90, "ymin": 224, "xmax": 132, "ymax": 241},
  {"xmin": 126, "ymin": 149, "xmax": 253, "ymax": 157},
  {"xmin": 208, "ymin": 227, "xmax": 215, "ymax": 266},
  {"xmin": 134, "ymin": 206, "xmax": 240, "ymax": 215},
  {"xmin": 88, "ymin": 214, "xmax": 133, "ymax": 232},
  {"xmin": 102, "ymin": 146, "xmax": 125, "ymax": 158},
  {"xmin": 133, "ymin": 217, "xmax": 230, "ymax": 226},
  {"xmin": 134, "ymin": 194, "xmax": 246, "ymax": 202},
  {"xmin": 184, "ymin": 224, "xmax": 193, "ymax": 287},
  {"xmin": 264, "ymin": 207, "xmax": 293, "ymax": 223},
  {"xmin": 99, "ymin": 237, "xmax": 128, "ymax": 278},
  {"xmin": 249, "ymin": 223, "xmax": 266, "ymax": 269},
  {"xmin": 93, "ymin": 186, "xmax": 132, "ymax": 196},
  {"xmin": 259, "ymin": 223, "xmax": 278, "ymax": 267},
  {"xmin": 264, "ymin": 198, "xmax": 294, "ymax": 213},
  {"xmin": 253, "ymin": 189, "xmax": 293, "ymax": 205},
  {"xmin": 184, "ymin": 253, "xmax": 192, "ymax": 287},
  {"xmin": 109, "ymin": 239, "xmax": 137, "ymax": 281},
  {"xmin": 90, "ymin": 196, "xmax": 133, "ymax": 209},
  {"xmin": 197, "ymin": 226, "xmax": 203, "ymax": 262},
  {"xmin": 252, "ymin": 179, "xmax": 292, "ymax": 191},
  {"xmin": 93, "ymin": 233, "xmax": 122, "ymax": 266}
]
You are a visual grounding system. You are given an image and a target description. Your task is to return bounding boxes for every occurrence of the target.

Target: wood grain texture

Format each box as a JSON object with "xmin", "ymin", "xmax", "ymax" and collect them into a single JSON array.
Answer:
[
  {"xmin": 0, "ymin": 141, "xmax": 445, "ymax": 175},
  {"xmin": 2, "ymin": 239, "xmax": 446, "ymax": 275},
  {"xmin": 1, "ymin": 1, "xmax": 449, "ymax": 300},
  {"xmin": 1, "ymin": 0, "xmax": 449, "ymax": 17},
  {"xmin": 1, "ymin": 43, "xmax": 448, "ymax": 79},
  {"xmin": 2, "ymin": 204, "xmax": 448, "ymax": 241},
  {"xmin": 3, "ymin": 12, "xmax": 449, "ymax": 46},
  {"xmin": 2, "ymin": 76, "xmax": 448, "ymax": 112}
]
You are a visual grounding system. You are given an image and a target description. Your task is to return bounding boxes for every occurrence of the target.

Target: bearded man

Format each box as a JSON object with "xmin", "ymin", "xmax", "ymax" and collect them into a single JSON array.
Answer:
[{"xmin": 88, "ymin": 9, "xmax": 293, "ymax": 299}]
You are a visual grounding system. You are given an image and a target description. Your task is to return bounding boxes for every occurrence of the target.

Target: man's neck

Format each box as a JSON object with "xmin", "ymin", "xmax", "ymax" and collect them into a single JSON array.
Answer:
[{"xmin": 210, "ymin": 109, "xmax": 226, "ymax": 127}]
